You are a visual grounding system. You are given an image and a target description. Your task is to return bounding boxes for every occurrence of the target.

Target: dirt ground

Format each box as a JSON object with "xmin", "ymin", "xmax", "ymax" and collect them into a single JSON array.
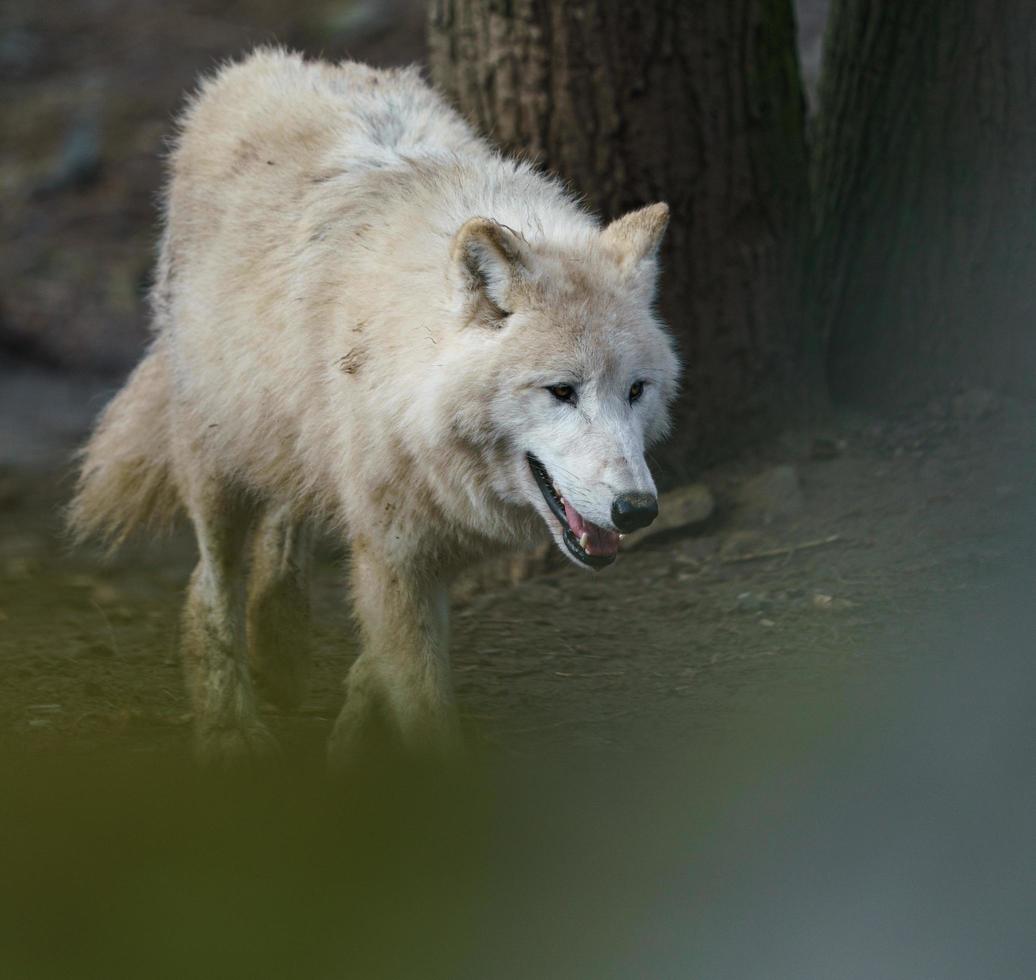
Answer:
[{"xmin": 3, "ymin": 363, "xmax": 1033, "ymax": 767}]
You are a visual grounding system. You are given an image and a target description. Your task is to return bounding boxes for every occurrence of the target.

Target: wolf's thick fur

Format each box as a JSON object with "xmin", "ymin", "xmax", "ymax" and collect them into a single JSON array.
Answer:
[{"xmin": 71, "ymin": 50, "xmax": 679, "ymax": 766}]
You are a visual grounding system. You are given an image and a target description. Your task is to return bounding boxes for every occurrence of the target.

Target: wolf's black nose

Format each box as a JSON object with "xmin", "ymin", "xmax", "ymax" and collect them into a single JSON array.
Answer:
[{"xmin": 611, "ymin": 492, "xmax": 658, "ymax": 533}]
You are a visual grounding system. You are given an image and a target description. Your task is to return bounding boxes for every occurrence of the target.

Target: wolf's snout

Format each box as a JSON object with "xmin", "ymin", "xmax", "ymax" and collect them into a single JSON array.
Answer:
[{"xmin": 611, "ymin": 492, "xmax": 658, "ymax": 532}]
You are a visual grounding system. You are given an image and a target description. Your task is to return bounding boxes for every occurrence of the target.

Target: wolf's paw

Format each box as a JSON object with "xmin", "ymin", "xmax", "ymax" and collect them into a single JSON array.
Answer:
[{"xmin": 195, "ymin": 721, "xmax": 281, "ymax": 769}]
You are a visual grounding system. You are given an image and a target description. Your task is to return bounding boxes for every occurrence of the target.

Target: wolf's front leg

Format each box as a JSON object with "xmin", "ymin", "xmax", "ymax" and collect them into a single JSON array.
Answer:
[
  {"xmin": 181, "ymin": 480, "xmax": 278, "ymax": 766},
  {"xmin": 328, "ymin": 546, "xmax": 461, "ymax": 770}
]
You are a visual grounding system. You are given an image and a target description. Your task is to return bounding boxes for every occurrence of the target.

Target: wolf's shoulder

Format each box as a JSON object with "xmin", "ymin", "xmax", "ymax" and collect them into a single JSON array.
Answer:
[
  {"xmin": 172, "ymin": 48, "xmax": 476, "ymax": 173},
  {"xmin": 188, "ymin": 47, "xmax": 427, "ymax": 109},
  {"xmin": 179, "ymin": 48, "xmax": 454, "ymax": 139}
]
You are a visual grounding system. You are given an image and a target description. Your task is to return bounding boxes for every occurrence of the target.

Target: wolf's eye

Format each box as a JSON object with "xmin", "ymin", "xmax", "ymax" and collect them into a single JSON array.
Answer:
[
  {"xmin": 547, "ymin": 384, "xmax": 576, "ymax": 404},
  {"xmin": 629, "ymin": 380, "xmax": 645, "ymax": 404}
]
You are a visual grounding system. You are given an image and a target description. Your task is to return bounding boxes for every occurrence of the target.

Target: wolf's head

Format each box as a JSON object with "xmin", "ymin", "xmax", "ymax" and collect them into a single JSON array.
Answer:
[{"xmin": 450, "ymin": 203, "xmax": 680, "ymax": 570}]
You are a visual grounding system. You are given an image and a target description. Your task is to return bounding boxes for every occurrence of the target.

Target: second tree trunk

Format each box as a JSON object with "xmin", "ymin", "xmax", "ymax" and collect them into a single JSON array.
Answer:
[{"xmin": 814, "ymin": 0, "xmax": 1036, "ymax": 408}]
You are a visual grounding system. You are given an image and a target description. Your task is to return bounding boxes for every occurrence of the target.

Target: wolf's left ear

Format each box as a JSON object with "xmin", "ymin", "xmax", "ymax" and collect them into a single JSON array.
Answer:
[
  {"xmin": 452, "ymin": 217, "xmax": 532, "ymax": 324},
  {"xmin": 601, "ymin": 202, "xmax": 670, "ymax": 297}
]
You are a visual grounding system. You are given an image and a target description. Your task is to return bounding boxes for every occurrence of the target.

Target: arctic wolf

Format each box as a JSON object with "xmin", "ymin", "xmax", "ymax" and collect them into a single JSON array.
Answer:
[{"xmin": 71, "ymin": 49, "xmax": 680, "ymax": 767}]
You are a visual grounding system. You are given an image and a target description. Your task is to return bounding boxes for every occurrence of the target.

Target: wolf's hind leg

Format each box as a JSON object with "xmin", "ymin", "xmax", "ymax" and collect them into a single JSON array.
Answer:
[
  {"xmin": 181, "ymin": 477, "xmax": 277, "ymax": 765},
  {"xmin": 247, "ymin": 505, "xmax": 312, "ymax": 711},
  {"xmin": 328, "ymin": 548, "xmax": 461, "ymax": 771}
]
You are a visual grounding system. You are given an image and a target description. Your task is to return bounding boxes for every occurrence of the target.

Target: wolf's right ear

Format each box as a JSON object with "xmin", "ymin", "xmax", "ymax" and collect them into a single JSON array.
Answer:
[
  {"xmin": 601, "ymin": 202, "xmax": 670, "ymax": 299},
  {"xmin": 452, "ymin": 218, "xmax": 531, "ymax": 324}
]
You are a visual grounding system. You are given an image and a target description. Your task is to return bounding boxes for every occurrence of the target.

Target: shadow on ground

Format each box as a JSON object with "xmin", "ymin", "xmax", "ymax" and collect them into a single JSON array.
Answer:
[{"xmin": 1, "ymin": 562, "xmax": 1033, "ymax": 979}]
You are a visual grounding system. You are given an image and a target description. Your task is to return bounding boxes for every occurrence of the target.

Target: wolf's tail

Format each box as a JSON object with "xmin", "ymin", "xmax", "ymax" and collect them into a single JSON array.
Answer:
[{"xmin": 69, "ymin": 341, "xmax": 181, "ymax": 548}]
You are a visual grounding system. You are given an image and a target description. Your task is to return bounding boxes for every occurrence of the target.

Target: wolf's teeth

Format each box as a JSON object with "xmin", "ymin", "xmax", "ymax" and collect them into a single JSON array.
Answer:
[
  {"xmin": 619, "ymin": 534, "xmax": 625, "ymax": 541},
  {"xmin": 579, "ymin": 532, "xmax": 589, "ymax": 550}
]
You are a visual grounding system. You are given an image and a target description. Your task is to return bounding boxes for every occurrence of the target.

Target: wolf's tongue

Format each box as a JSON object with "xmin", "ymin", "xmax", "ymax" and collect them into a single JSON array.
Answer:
[{"xmin": 562, "ymin": 499, "xmax": 621, "ymax": 556}]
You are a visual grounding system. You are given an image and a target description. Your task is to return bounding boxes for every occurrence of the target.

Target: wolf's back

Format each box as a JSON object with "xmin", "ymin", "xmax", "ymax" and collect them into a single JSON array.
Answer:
[{"xmin": 69, "ymin": 341, "xmax": 180, "ymax": 548}]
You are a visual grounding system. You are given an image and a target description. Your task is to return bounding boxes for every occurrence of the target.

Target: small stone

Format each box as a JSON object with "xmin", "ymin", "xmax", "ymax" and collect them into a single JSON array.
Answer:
[{"xmin": 760, "ymin": 618, "xmax": 776, "ymax": 628}]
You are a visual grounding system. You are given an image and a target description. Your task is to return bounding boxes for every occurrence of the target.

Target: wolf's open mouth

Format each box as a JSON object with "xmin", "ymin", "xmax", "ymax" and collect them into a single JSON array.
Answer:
[{"xmin": 527, "ymin": 454, "xmax": 620, "ymax": 569}]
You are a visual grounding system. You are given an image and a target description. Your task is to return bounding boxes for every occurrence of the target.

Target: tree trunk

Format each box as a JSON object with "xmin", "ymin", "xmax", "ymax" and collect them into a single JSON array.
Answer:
[
  {"xmin": 814, "ymin": 0, "xmax": 1036, "ymax": 408},
  {"xmin": 428, "ymin": 0, "xmax": 812, "ymax": 481}
]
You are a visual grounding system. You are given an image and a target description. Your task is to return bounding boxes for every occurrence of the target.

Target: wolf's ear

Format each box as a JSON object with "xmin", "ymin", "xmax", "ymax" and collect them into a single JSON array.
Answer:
[
  {"xmin": 452, "ymin": 218, "xmax": 531, "ymax": 324},
  {"xmin": 601, "ymin": 202, "xmax": 669, "ymax": 297}
]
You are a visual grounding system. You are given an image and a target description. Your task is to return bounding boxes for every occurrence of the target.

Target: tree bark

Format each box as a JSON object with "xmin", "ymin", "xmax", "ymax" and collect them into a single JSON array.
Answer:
[
  {"xmin": 428, "ymin": 0, "xmax": 812, "ymax": 480},
  {"xmin": 814, "ymin": 0, "xmax": 1036, "ymax": 408}
]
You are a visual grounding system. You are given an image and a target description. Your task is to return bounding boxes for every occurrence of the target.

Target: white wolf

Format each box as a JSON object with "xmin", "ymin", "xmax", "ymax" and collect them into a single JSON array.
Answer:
[{"xmin": 71, "ymin": 49, "xmax": 680, "ymax": 767}]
